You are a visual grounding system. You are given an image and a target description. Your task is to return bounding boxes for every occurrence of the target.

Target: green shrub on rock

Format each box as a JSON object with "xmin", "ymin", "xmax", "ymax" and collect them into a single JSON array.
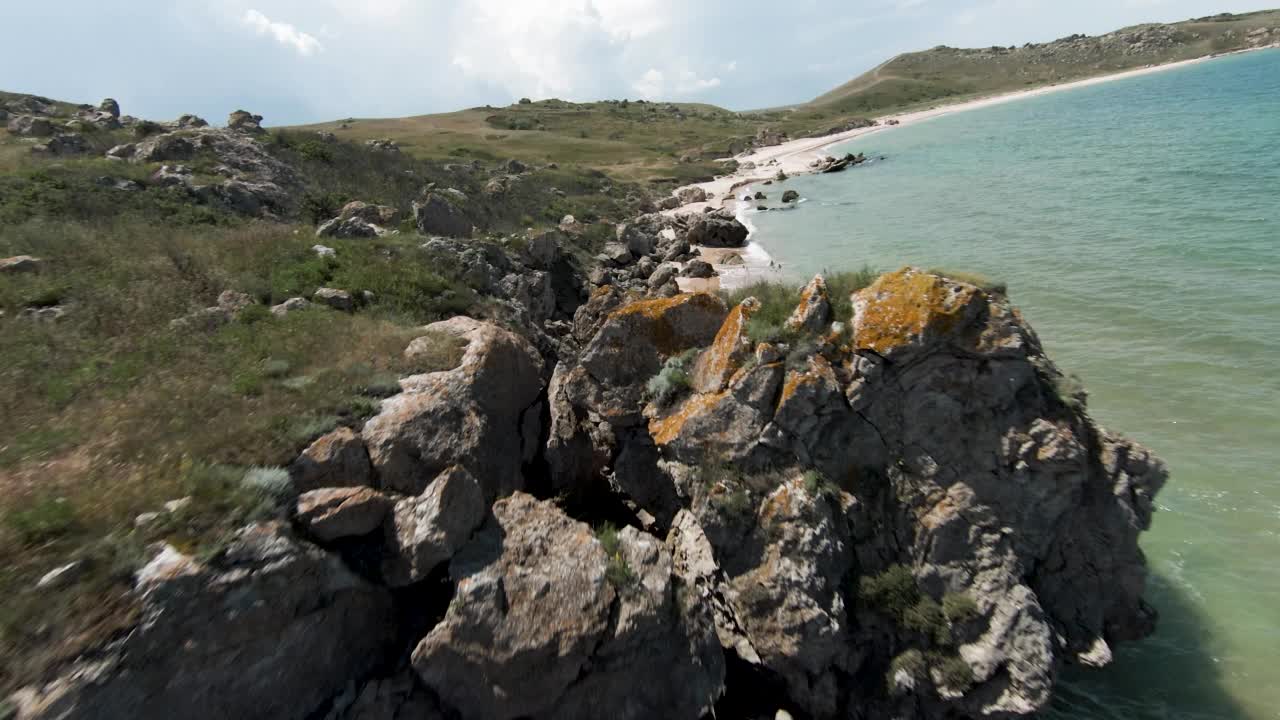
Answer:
[
  {"xmin": 646, "ymin": 349, "xmax": 697, "ymax": 407},
  {"xmin": 858, "ymin": 564, "xmax": 920, "ymax": 619},
  {"xmin": 942, "ymin": 592, "xmax": 979, "ymax": 624}
]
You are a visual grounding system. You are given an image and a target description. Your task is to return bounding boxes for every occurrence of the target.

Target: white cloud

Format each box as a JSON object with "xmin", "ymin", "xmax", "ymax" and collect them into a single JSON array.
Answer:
[
  {"xmin": 631, "ymin": 65, "xmax": 722, "ymax": 99},
  {"xmin": 242, "ymin": 9, "xmax": 323, "ymax": 56}
]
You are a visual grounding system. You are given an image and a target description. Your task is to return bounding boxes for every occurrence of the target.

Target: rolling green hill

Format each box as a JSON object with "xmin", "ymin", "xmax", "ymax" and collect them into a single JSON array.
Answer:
[{"xmin": 808, "ymin": 10, "xmax": 1280, "ymax": 115}]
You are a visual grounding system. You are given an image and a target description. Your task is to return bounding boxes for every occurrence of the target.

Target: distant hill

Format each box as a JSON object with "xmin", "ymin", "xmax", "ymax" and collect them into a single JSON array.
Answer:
[{"xmin": 808, "ymin": 10, "xmax": 1280, "ymax": 115}]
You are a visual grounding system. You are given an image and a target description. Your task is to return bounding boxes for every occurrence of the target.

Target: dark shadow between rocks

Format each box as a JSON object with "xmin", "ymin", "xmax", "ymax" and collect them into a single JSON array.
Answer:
[
  {"xmin": 1045, "ymin": 570, "xmax": 1247, "ymax": 720},
  {"xmin": 708, "ymin": 650, "xmax": 807, "ymax": 720}
]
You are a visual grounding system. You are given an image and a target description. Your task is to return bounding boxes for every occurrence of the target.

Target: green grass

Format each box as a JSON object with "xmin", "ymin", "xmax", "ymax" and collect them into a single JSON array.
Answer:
[
  {"xmin": 0, "ymin": 216, "xmax": 481, "ymax": 692},
  {"xmin": 646, "ymin": 348, "xmax": 697, "ymax": 407},
  {"xmin": 942, "ymin": 592, "xmax": 979, "ymax": 624},
  {"xmin": 596, "ymin": 522, "xmax": 635, "ymax": 589},
  {"xmin": 808, "ymin": 11, "xmax": 1280, "ymax": 118},
  {"xmin": 721, "ymin": 266, "xmax": 879, "ymax": 345}
]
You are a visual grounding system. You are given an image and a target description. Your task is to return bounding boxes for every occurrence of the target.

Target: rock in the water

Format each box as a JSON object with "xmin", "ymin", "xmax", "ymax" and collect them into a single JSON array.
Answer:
[
  {"xmin": 413, "ymin": 191, "xmax": 471, "ymax": 238},
  {"xmin": 412, "ymin": 493, "xmax": 724, "ymax": 720},
  {"xmin": 12, "ymin": 524, "xmax": 396, "ymax": 720},
  {"xmin": 381, "ymin": 465, "xmax": 486, "ymax": 586},
  {"xmin": 290, "ymin": 427, "xmax": 373, "ymax": 492},
  {"xmin": 782, "ymin": 189, "xmax": 800, "ymax": 203},
  {"xmin": 294, "ymin": 487, "xmax": 392, "ymax": 542},
  {"xmin": 362, "ymin": 317, "xmax": 545, "ymax": 498}
]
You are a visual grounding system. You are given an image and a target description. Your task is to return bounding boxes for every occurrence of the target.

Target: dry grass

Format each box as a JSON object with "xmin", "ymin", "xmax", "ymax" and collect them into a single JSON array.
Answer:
[{"xmin": 0, "ymin": 216, "xmax": 478, "ymax": 692}]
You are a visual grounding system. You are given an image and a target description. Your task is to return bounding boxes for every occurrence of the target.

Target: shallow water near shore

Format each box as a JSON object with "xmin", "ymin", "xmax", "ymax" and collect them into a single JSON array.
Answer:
[{"xmin": 748, "ymin": 48, "xmax": 1280, "ymax": 719}]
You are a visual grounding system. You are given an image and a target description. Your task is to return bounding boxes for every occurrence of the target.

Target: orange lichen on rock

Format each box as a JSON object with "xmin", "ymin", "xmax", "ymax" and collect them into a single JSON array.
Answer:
[
  {"xmin": 607, "ymin": 292, "xmax": 727, "ymax": 356},
  {"xmin": 692, "ymin": 299, "xmax": 757, "ymax": 393},
  {"xmin": 851, "ymin": 267, "xmax": 985, "ymax": 355},
  {"xmin": 649, "ymin": 390, "xmax": 728, "ymax": 446}
]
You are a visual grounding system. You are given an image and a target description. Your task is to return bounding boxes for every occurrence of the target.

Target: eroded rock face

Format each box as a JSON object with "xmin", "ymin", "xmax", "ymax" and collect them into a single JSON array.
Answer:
[
  {"xmin": 554, "ymin": 267, "xmax": 1167, "ymax": 719},
  {"xmin": 412, "ymin": 493, "xmax": 723, "ymax": 720},
  {"xmin": 13, "ymin": 524, "xmax": 396, "ymax": 720},
  {"xmin": 363, "ymin": 317, "xmax": 545, "ymax": 499},
  {"xmin": 413, "ymin": 191, "xmax": 471, "ymax": 238},
  {"xmin": 381, "ymin": 465, "xmax": 486, "ymax": 587},
  {"xmin": 290, "ymin": 427, "xmax": 373, "ymax": 491}
]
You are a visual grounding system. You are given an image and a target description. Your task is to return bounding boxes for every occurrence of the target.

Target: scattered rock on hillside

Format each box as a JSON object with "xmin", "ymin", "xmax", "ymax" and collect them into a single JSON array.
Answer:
[
  {"xmin": 0, "ymin": 255, "xmax": 43, "ymax": 274},
  {"xmin": 289, "ymin": 427, "xmax": 373, "ymax": 492},
  {"xmin": 294, "ymin": 487, "xmax": 392, "ymax": 543},
  {"xmin": 381, "ymin": 465, "xmax": 486, "ymax": 587},
  {"xmin": 227, "ymin": 109, "xmax": 265, "ymax": 134},
  {"xmin": 317, "ymin": 200, "xmax": 399, "ymax": 239},
  {"xmin": 270, "ymin": 296, "xmax": 311, "ymax": 317},
  {"xmin": 7, "ymin": 115, "xmax": 54, "ymax": 137},
  {"xmin": 314, "ymin": 288, "xmax": 354, "ymax": 312},
  {"xmin": 11, "ymin": 524, "xmax": 396, "ymax": 720},
  {"xmin": 412, "ymin": 493, "xmax": 724, "ymax": 720},
  {"xmin": 413, "ymin": 191, "xmax": 471, "ymax": 238},
  {"xmin": 365, "ymin": 138, "xmax": 399, "ymax": 153},
  {"xmin": 362, "ymin": 316, "xmax": 545, "ymax": 499}
]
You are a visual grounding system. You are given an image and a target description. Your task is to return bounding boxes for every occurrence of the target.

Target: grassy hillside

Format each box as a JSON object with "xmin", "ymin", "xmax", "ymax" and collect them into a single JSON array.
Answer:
[
  {"xmin": 294, "ymin": 100, "xmax": 768, "ymax": 187},
  {"xmin": 810, "ymin": 10, "xmax": 1280, "ymax": 115}
]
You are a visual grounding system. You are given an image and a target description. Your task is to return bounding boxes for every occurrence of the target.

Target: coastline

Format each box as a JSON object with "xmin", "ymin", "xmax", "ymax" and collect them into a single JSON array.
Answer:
[{"xmin": 671, "ymin": 43, "xmax": 1280, "ymax": 290}]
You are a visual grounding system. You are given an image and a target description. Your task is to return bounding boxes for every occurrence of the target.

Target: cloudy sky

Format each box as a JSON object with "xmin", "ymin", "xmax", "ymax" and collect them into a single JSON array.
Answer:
[{"xmin": 2, "ymin": 0, "xmax": 1273, "ymax": 125}]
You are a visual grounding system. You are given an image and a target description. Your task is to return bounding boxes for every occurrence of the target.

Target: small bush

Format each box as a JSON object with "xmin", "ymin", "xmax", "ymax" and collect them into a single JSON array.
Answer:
[
  {"xmin": 902, "ymin": 596, "xmax": 949, "ymax": 644},
  {"xmin": 240, "ymin": 466, "xmax": 292, "ymax": 500},
  {"xmin": 942, "ymin": 592, "xmax": 979, "ymax": 624},
  {"xmin": 934, "ymin": 655, "xmax": 975, "ymax": 692},
  {"xmin": 596, "ymin": 523, "xmax": 635, "ymax": 589},
  {"xmin": 5, "ymin": 497, "xmax": 77, "ymax": 545},
  {"xmin": 858, "ymin": 565, "xmax": 920, "ymax": 619},
  {"xmin": 888, "ymin": 648, "xmax": 927, "ymax": 690},
  {"xmin": 646, "ymin": 349, "xmax": 697, "ymax": 407}
]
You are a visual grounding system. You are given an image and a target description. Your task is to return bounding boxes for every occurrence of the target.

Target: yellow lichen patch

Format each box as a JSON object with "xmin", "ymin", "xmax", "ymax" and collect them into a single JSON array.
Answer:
[
  {"xmin": 693, "ymin": 301, "xmax": 755, "ymax": 393},
  {"xmin": 649, "ymin": 390, "xmax": 728, "ymax": 446},
  {"xmin": 608, "ymin": 292, "xmax": 725, "ymax": 356},
  {"xmin": 776, "ymin": 356, "xmax": 836, "ymax": 411},
  {"xmin": 852, "ymin": 268, "xmax": 984, "ymax": 354}
]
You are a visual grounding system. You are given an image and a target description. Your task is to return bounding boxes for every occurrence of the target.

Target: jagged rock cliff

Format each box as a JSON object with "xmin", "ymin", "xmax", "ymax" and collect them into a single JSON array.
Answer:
[{"xmin": 12, "ymin": 260, "xmax": 1166, "ymax": 720}]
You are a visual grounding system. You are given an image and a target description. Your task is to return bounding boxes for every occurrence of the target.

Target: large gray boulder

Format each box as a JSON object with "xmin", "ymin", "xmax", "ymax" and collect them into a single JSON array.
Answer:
[
  {"xmin": 381, "ymin": 465, "xmax": 486, "ymax": 586},
  {"xmin": 362, "ymin": 317, "xmax": 545, "ymax": 499},
  {"xmin": 413, "ymin": 191, "xmax": 471, "ymax": 238},
  {"xmin": 227, "ymin": 109, "xmax": 265, "ymax": 134},
  {"xmin": 412, "ymin": 493, "xmax": 723, "ymax": 720},
  {"xmin": 317, "ymin": 201, "xmax": 399, "ymax": 239},
  {"xmin": 686, "ymin": 213, "xmax": 749, "ymax": 248},
  {"xmin": 7, "ymin": 115, "xmax": 54, "ymax": 137},
  {"xmin": 12, "ymin": 524, "xmax": 396, "ymax": 720}
]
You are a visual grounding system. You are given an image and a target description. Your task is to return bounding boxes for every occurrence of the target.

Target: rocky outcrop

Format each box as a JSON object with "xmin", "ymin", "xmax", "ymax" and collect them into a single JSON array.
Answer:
[
  {"xmin": 117, "ymin": 125, "xmax": 300, "ymax": 215},
  {"xmin": 317, "ymin": 200, "xmax": 400, "ymax": 238},
  {"xmin": 12, "ymin": 524, "xmax": 396, "ymax": 720},
  {"xmin": 227, "ymin": 109, "xmax": 265, "ymax": 134},
  {"xmin": 362, "ymin": 317, "xmax": 545, "ymax": 499},
  {"xmin": 381, "ymin": 465, "xmax": 486, "ymax": 586},
  {"xmin": 686, "ymin": 211, "xmax": 749, "ymax": 248},
  {"xmin": 413, "ymin": 191, "xmax": 471, "ymax": 238},
  {"xmin": 412, "ymin": 493, "xmax": 723, "ymax": 720},
  {"xmin": 0, "ymin": 255, "xmax": 43, "ymax": 274},
  {"xmin": 290, "ymin": 427, "xmax": 373, "ymax": 491},
  {"xmin": 677, "ymin": 186, "xmax": 708, "ymax": 204},
  {"xmin": 6, "ymin": 115, "xmax": 54, "ymax": 137},
  {"xmin": 295, "ymin": 487, "xmax": 392, "ymax": 542}
]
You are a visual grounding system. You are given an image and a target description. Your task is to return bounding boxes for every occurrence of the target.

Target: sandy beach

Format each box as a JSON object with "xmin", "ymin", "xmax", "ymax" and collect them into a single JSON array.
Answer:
[{"xmin": 671, "ymin": 44, "xmax": 1280, "ymax": 290}]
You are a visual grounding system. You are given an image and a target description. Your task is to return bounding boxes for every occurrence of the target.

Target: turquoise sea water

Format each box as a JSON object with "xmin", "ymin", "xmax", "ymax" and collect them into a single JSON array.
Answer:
[{"xmin": 748, "ymin": 49, "xmax": 1280, "ymax": 719}]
